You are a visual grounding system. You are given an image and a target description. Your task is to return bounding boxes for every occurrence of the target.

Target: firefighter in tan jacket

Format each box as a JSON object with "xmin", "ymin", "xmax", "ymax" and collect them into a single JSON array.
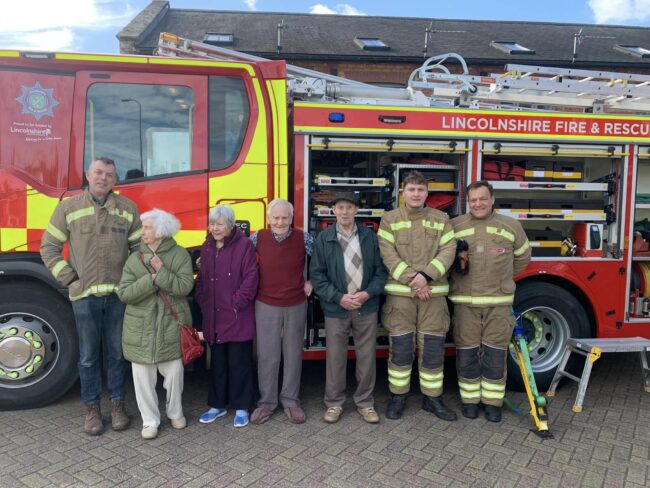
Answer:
[
  {"xmin": 41, "ymin": 157, "xmax": 141, "ymax": 436},
  {"xmin": 378, "ymin": 171, "xmax": 457, "ymax": 421},
  {"xmin": 449, "ymin": 180, "xmax": 531, "ymax": 422}
]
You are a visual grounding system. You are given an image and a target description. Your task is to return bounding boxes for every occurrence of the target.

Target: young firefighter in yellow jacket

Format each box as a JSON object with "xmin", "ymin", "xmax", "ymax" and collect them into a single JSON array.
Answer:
[
  {"xmin": 378, "ymin": 171, "xmax": 457, "ymax": 421},
  {"xmin": 449, "ymin": 180, "xmax": 531, "ymax": 422}
]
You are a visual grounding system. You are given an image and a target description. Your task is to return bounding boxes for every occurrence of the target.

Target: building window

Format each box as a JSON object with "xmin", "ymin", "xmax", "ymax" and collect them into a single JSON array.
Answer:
[
  {"xmin": 354, "ymin": 38, "xmax": 390, "ymax": 51},
  {"xmin": 490, "ymin": 41, "xmax": 535, "ymax": 55},
  {"xmin": 614, "ymin": 44, "xmax": 650, "ymax": 58},
  {"xmin": 204, "ymin": 33, "xmax": 234, "ymax": 45}
]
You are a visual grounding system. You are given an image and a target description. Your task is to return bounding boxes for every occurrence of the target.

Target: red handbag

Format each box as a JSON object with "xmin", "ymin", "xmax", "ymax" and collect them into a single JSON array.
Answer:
[{"xmin": 159, "ymin": 290, "xmax": 204, "ymax": 365}]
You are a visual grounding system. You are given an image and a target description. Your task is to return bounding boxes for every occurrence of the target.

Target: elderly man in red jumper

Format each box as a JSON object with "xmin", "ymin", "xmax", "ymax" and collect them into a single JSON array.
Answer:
[{"xmin": 249, "ymin": 198, "xmax": 314, "ymax": 425}]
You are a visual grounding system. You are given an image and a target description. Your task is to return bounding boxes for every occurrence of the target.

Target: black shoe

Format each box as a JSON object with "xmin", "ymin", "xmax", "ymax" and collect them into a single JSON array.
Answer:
[
  {"xmin": 386, "ymin": 394, "xmax": 407, "ymax": 420},
  {"xmin": 484, "ymin": 405, "xmax": 502, "ymax": 423},
  {"xmin": 422, "ymin": 396, "xmax": 457, "ymax": 421},
  {"xmin": 461, "ymin": 403, "xmax": 479, "ymax": 419}
]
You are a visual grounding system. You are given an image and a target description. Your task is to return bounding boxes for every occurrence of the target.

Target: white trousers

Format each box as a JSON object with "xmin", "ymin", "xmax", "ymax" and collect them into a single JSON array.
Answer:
[{"xmin": 131, "ymin": 359, "xmax": 184, "ymax": 428}]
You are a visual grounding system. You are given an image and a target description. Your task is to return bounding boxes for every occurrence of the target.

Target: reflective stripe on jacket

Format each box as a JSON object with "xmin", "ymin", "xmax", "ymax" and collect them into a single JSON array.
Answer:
[
  {"xmin": 449, "ymin": 211, "xmax": 531, "ymax": 306},
  {"xmin": 378, "ymin": 206, "xmax": 456, "ymax": 297}
]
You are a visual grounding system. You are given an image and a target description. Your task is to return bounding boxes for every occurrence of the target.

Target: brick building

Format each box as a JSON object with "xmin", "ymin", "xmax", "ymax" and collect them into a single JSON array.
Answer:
[{"xmin": 118, "ymin": 0, "xmax": 650, "ymax": 85}]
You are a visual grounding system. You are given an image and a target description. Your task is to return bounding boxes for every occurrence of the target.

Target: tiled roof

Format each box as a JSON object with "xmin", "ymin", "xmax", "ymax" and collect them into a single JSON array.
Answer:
[{"xmin": 119, "ymin": 1, "xmax": 650, "ymax": 67}]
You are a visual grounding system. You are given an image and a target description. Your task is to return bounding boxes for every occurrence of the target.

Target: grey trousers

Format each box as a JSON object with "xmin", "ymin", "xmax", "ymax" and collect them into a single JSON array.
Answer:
[
  {"xmin": 131, "ymin": 359, "xmax": 184, "ymax": 428},
  {"xmin": 255, "ymin": 300, "xmax": 308, "ymax": 410},
  {"xmin": 324, "ymin": 312, "xmax": 377, "ymax": 409}
]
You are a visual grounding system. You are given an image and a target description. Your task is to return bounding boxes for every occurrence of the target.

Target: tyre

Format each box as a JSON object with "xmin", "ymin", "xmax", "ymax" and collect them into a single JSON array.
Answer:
[
  {"xmin": 0, "ymin": 282, "xmax": 78, "ymax": 410},
  {"xmin": 507, "ymin": 281, "xmax": 591, "ymax": 392}
]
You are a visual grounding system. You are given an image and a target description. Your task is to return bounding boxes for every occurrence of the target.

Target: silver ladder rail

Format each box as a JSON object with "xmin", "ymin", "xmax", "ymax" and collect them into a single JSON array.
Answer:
[
  {"xmin": 158, "ymin": 33, "xmax": 650, "ymax": 113},
  {"xmin": 409, "ymin": 59, "xmax": 650, "ymax": 112},
  {"xmin": 503, "ymin": 64, "xmax": 650, "ymax": 112}
]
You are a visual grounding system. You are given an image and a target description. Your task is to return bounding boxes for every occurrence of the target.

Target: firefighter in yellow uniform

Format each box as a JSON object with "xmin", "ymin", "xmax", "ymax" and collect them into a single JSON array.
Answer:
[
  {"xmin": 378, "ymin": 171, "xmax": 457, "ymax": 421},
  {"xmin": 449, "ymin": 180, "xmax": 531, "ymax": 422}
]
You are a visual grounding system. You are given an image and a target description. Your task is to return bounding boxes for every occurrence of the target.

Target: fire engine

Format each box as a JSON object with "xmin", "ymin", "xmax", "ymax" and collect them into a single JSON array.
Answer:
[{"xmin": 1, "ymin": 33, "xmax": 649, "ymax": 409}]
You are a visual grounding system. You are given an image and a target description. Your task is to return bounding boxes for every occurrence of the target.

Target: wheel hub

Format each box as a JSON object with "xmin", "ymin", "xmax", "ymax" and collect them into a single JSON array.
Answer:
[
  {"xmin": 0, "ymin": 316, "xmax": 48, "ymax": 382},
  {"xmin": 510, "ymin": 306, "xmax": 570, "ymax": 373},
  {"xmin": 522, "ymin": 312, "xmax": 544, "ymax": 351}
]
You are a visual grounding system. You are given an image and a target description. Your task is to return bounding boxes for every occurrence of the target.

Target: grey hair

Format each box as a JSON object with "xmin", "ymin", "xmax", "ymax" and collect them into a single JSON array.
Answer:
[
  {"xmin": 267, "ymin": 198, "xmax": 293, "ymax": 220},
  {"xmin": 209, "ymin": 204, "xmax": 236, "ymax": 231},
  {"xmin": 140, "ymin": 209, "xmax": 181, "ymax": 239}
]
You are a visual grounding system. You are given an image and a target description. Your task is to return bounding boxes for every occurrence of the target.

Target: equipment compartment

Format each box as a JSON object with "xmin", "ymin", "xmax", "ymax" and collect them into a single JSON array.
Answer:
[{"xmin": 481, "ymin": 141, "xmax": 621, "ymax": 260}]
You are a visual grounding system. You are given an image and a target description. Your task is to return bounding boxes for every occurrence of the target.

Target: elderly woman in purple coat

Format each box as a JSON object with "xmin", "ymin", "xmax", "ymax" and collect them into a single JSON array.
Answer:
[{"xmin": 195, "ymin": 204, "xmax": 259, "ymax": 427}]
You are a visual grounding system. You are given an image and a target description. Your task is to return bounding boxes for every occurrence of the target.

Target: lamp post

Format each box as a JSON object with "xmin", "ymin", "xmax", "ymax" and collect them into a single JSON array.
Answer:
[{"xmin": 121, "ymin": 98, "xmax": 144, "ymax": 174}]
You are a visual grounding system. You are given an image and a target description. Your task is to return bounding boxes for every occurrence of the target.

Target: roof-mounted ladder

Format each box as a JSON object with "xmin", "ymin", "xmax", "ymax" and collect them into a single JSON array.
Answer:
[
  {"xmin": 158, "ymin": 32, "xmax": 650, "ymax": 114},
  {"xmin": 409, "ymin": 54, "xmax": 650, "ymax": 113}
]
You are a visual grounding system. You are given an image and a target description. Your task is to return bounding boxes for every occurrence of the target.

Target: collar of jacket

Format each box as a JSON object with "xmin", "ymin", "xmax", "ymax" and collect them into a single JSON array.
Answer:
[
  {"xmin": 84, "ymin": 188, "xmax": 116, "ymax": 210},
  {"xmin": 139, "ymin": 237, "xmax": 176, "ymax": 257},
  {"xmin": 324, "ymin": 222, "xmax": 368, "ymax": 242},
  {"xmin": 468, "ymin": 210, "xmax": 497, "ymax": 222},
  {"xmin": 404, "ymin": 205, "xmax": 426, "ymax": 218},
  {"xmin": 206, "ymin": 226, "xmax": 244, "ymax": 248}
]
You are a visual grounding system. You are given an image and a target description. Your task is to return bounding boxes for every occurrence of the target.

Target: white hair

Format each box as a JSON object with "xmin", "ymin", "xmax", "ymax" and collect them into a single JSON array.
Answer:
[
  {"xmin": 267, "ymin": 198, "xmax": 293, "ymax": 220},
  {"xmin": 208, "ymin": 204, "xmax": 236, "ymax": 231},
  {"xmin": 140, "ymin": 209, "xmax": 181, "ymax": 239}
]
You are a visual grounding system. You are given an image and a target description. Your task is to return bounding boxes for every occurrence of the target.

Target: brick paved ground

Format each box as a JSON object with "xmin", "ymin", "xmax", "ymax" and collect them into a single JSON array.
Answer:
[{"xmin": 1, "ymin": 352, "xmax": 649, "ymax": 488}]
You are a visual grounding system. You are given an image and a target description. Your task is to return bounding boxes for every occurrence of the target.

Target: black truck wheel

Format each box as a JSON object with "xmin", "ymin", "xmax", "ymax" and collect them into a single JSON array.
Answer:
[
  {"xmin": 0, "ymin": 282, "xmax": 78, "ymax": 410},
  {"xmin": 507, "ymin": 281, "xmax": 591, "ymax": 392}
]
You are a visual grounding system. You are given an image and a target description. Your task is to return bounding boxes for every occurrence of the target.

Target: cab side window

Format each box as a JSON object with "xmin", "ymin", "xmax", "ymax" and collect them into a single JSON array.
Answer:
[
  {"xmin": 208, "ymin": 76, "xmax": 249, "ymax": 171},
  {"xmin": 84, "ymin": 83, "xmax": 195, "ymax": 180}
]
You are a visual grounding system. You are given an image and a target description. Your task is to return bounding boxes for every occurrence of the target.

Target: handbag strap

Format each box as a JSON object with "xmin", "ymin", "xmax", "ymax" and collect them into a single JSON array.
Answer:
[
  {"xmin": 159, "ymin": 289, "xmax": 182, "ymax": 323},
  {"xmin": 139, "ymin": 252, "xmax": 183, "ymax": 326}
]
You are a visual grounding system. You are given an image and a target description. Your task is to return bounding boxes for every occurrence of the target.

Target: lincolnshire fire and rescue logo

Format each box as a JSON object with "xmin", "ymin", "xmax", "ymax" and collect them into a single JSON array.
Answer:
[{"xmin": 16, "ymin": 81, "xmax": 59, "ymax": 121}]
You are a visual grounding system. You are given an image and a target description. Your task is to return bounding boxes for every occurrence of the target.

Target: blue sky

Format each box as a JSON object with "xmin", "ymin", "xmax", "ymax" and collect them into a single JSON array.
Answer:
[{"xmin": 1, "ymin": 0, "xmax": 649, "ymax": 53}]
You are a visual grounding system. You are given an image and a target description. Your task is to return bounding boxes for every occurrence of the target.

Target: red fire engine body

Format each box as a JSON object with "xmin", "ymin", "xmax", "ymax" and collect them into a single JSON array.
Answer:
[{"xmin": 1, "ymin": 34, "xmax": 649, "ymax": 409}]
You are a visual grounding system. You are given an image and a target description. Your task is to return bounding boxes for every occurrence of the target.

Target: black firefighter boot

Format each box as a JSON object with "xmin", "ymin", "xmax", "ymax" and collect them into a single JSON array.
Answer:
[
  {"xmin": 484, "ymin": 404, "xmax": 503, "ymax": 423},
  {"xmin": 461, "ymin": 403, "xmax": 479, "ymax": 419},
  {"xmin": 386, "ymin": 394, "xmax": 407, "ymax": 420},
  {"xmin": 422, "ymin": 395, "xmax": 458, "ymax": 421}
]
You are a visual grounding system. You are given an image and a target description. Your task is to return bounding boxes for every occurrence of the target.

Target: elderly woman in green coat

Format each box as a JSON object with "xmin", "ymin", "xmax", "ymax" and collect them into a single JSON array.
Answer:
[{"xmin": 118, "ymin": 208, "xmax": 194, "ymax": 440}]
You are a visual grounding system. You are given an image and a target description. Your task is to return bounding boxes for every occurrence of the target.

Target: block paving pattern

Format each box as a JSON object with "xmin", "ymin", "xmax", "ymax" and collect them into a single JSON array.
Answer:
[{"xmin": 1, "ymin": 353, "xmax": 649, "ymax": 487}]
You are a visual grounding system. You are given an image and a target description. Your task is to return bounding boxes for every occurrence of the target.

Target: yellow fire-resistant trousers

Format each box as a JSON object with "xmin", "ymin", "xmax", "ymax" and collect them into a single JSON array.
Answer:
[
  {"xmin": 382, "ymin": 295, "xmax": 450, "ymax": 397},
  {"xmin": 453, "ymin": 305, "xmax": 515, "ymax": 406}
]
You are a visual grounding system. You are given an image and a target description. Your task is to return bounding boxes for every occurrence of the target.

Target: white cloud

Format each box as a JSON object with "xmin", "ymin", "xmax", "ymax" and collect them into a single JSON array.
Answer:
[
  {"xmin": 0, "ymin": 0, "xmax": 136, "ymax": 51},
  {"xmin": 588, "ymin": 0, "xmax": 650, "ymax": 23},
  {"xmin": 336, "ymin": 4, "xmax": 366, "ymax": 15},
  {"xmin": 2, "ymin": 29, "xmax": 77, "ymax": 52},
  {"xmin": 243, "ymin": 0, "xmax": 257, "ymax": 10},
  {"xmin": 310, "ymin": 3, "xmax": 367, "ymax": 15},
  {"xmin": 310, "ymin": 4, "xmax": 337, "ymax": 14}
]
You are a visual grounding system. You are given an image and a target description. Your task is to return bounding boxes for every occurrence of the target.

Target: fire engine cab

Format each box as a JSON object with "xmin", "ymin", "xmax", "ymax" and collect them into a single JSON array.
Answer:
[{"xmin": 1, "ymin": 33, "xmax": 649, "ymax": 409}]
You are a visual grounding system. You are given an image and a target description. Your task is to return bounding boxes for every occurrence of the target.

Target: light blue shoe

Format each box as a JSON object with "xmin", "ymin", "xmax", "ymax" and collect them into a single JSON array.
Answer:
[
  {"xmin": 233, "ymin": 410, "xmax": 249, "ymax": 428},
  {"xmin": 199, "ymin": 408, "xmax": 227, "ymax": 424}
]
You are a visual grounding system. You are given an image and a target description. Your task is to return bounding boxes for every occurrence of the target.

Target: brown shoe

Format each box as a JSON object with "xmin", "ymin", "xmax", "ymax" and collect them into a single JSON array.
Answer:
[
  {"xmin": 323, "ymin": 406, "xmax": 343, "ymax": 423},
  {"xmin": 250, "ymin": 407, "xmax": 274, "ymax": 425},
  {"xmin": 111, "ymin": 399, "xmax": 131, "ymax": 431},
  {"xmin": 357, "ymin": 406, "xmax": 380, "ymax": 424},
  {"xmin": 84, "ymin": 404, "xmax": 103, "ymax": 436},
  {"xmin": 284, "ymin": 406, "xmax": 306, "ymax": 424}
]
